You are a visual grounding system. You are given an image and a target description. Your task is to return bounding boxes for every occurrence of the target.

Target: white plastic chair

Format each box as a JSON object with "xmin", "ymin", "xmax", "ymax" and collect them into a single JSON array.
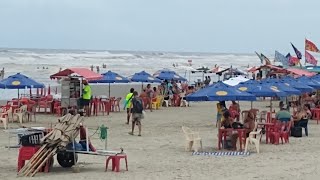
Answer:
[
  {"xmin": 0, "ymin": 113, "xmax": 8, "ymax": 129},
  {"xmin": 13, "ymin": 105, "xmax": 28, "ymax": 124},
  {"xmin": 245, "ymin": 129, "xmax": 262, "ymax": 153},
  {"xmin": 258, "ymin": 110, "xmax": 267, "ymax": 122},
  {"xmin": 163, "ymin": 100, "xmax": 169, "ymax": 107},
  {"xmin": 180, "ymin": 99, "xmax": 189, "ymax": 107},
  {"xmin": 181, "ymin": 126, "xmax": 202, "ymax": 152}
]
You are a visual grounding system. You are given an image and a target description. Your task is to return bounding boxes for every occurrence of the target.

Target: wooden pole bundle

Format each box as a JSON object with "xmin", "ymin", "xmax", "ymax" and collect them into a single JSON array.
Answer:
[{"xmin": 18, "ymin": 114, "xmax": 84, "ymax": 177}]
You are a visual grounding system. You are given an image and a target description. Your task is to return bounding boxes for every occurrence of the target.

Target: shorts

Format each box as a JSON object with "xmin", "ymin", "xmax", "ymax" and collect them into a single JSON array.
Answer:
[
  {"xmin": 127, "ymin": 108, "xmax": 132, "ymax": 113},
  {"xmin": 216, "ymin": 114, "xmax": 222, "ymax": 122},
  {"xmin": 81, "ymin": 99, "xmax": 90, "ymax": 107},
  {"xmin": 132, "ymin": 113, "xmax": 143, "ymax": 122},
  {"xmin": 279, "ymin": 118, "xmax": 291, "ymax": 122}
]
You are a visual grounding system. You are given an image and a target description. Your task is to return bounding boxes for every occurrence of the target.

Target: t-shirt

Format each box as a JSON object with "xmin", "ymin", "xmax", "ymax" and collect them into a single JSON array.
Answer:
[
  {"xmin": 132, "ymin": 97, "xmax": 143, "ymax": 114},
  {"xmin": 276, "ymin": 110, "xmax": 291, "ymax": 120},
  {"xmin": 125, "ymin": 93, "xmax": 133, "ymax": 108},
  {"xmin": 82, "ymin": 85, "xmax": 92, "ymax": 100}
]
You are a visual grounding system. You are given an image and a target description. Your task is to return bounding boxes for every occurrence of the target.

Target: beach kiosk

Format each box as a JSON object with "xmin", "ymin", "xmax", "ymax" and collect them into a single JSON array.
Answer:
[{"xmin": 50, "ymin": 68, "xmax": 102, "ymax": 110}]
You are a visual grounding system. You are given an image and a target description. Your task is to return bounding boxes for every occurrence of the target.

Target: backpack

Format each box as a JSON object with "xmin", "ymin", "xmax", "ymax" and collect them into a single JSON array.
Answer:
[{"xmin": 133, "ymin": 98, "xmax": 143, "ymax": 113}]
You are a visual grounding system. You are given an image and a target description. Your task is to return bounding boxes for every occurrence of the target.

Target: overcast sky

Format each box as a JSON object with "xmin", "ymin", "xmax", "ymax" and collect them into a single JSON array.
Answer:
[{"xmin": 0, "ymin": 0, "xmax": 319, "ymax": 53}]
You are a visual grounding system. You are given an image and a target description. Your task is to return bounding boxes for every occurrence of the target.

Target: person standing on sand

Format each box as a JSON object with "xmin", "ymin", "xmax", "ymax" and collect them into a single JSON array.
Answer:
[
  {"xmin": 125, "ymin": 88, "xmax": 134, "ymax": 124},
  {"xmin": 80, "ymin": 80, "xmax": 92, "ymax": 117},
  {"xmin": 146, "ymin": 84, "xmax": 154, "ymax": 112},
  {"xmin": 128, "ymin": 91, "xmax": 144, "ymax": 136}
]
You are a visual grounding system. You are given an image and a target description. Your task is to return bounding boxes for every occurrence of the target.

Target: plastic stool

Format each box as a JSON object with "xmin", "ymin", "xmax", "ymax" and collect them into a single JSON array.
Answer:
[
  {"xmin": 105, "ymin": 154, "xmax": 128, "ymax": 172},
  {"xmin": 17, "ymin": 146, "xmax": 51, "ymax": 172}
]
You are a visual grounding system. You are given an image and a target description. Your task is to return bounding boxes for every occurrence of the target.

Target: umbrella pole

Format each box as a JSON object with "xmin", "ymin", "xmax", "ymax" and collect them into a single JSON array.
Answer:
[
  {"xmin": 18, "ymin": 89, "xmax": 20, "ymax": 99},
  {"xmin": 270, "ymin": 98, "xmax": 272, "ymax": 113},
  {"xmin": 250, "ymin": 101, "xmax": 253, "ymax": 109},
  {"xmin": 108, "ymin": 83, "xmax": 111, "ymax": 98}
]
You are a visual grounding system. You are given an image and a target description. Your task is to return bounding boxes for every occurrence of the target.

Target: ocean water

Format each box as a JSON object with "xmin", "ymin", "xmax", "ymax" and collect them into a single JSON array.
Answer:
[{"xmin": 0, "ymin": 48, "xmax": 261, "ymax": 100}]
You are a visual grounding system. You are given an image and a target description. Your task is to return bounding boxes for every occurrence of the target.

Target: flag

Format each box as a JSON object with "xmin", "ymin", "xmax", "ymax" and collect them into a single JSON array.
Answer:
[
  {"xmin": 291, "ymin": 43, "xmax": 302, "ymax": 59},
  {"xmin": 305, "ymin": 50, "xmax": 317, "ymax": 65},
  {"xmin": 255, "ymin": 51, "xmax": 263, "ymax": 64},
  {"xmin": 275, "ymin": 51, "xmax": 289, "ymax": 67},
  {"xmin": 289, "ymin": 56, "xmax": 300, "ymax": 66},
  {"xmin": 305, "ymin": 39, "xmax": 320, "ymax": 52},
  {"xmin": 285, "ymin": 53, "xmax": 291, "ymax": 58},
  {"xmin": 261, "ymin": 53, "xmax": 271, "ymax": 65}
]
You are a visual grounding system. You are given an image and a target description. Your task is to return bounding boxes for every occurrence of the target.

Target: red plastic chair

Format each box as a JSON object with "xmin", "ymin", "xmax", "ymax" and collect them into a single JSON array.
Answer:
[
  {"xmin": 105, "ymin": 154, "xmax": 128, "ymax": 172},
  {"xmin": 280, "ymin": 121, "xmax": 292, "ymax": 144},
  {"xmin": 17, "ymin": 146, "xmax": 52, "ymax": 172},
  {"xmin": 267, "ymin": 122, "xmax": 282, "ymax": 145},
  {"xmin": 312, "ymin": 108, "xmax": 320, "ymax": 124}
]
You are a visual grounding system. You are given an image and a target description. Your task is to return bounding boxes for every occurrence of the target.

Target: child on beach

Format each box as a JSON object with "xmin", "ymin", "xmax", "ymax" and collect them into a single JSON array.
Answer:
[{"xmin": 216, "ymin": 101, "xmax": 226, "ymax": 128}]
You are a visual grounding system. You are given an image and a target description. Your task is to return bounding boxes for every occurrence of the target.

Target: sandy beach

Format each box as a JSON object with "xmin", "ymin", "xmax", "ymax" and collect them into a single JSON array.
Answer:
[{"xmin": 1, "ymin": 101, "xmax": 320, "ymax": 180}]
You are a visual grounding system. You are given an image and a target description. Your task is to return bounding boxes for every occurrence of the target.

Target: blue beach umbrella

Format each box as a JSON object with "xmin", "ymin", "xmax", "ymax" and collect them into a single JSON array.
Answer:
[
  {"xmin": 236, "ymin": 81, "xmax": 287, "ymax": 111},
  {"xmin": 89, "ymin": 71, "xmax": 130, "ymax": 97},
  {"xmin": 296, "ymin": 75, "xmax": 320, "ymax": 89},
  {"xmin": 129, "ymin": 71, "xmax": 162, "ymax": 91},
  {"xmin": 153, "ymin": 70, "xmax": 187, "ymax": 81},
  {"xmin": 236, "ymin": 81, "xmax": 287, "ymax": 97},
  {"xmin": 280, "ymin": 77, "xmax": 314, "ymax": 93},
  {"xmin": 130, "ymin": 71, "xmax": 162, "ymax": 83},
  {"xmin": 186, "ymin": 82, "xmax": 256, "ymax": 101},
  {"xmin": 0, "ymin": 73, "xmax": 44, "ymax": 98},
  {"xmin": 264, "ymin": 81, "xmax": 301, "ymax": 95}
]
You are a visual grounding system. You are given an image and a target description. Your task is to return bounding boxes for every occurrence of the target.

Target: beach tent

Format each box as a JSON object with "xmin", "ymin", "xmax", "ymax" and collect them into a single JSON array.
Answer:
[
  {"xmin": 153, "ymin": 69, "xmax": 187, "ymax": 81},
  {"xmin": 0, "ymin": 73, "xmax": 44, "ymax": 98},
  {"xmin": 50, "ymin": 68, "xmax": 102, "ymax": 81},
  {"xmin": 89, "ymin": 70, "xmax": 130, "ymax": 97},
  {"xmin": 223, "ymin": 76, "xmax": 250, "ymax": 86},
  {"xmin": 186, "ymin": 82, "xmax": 256, "ymax": 101}
]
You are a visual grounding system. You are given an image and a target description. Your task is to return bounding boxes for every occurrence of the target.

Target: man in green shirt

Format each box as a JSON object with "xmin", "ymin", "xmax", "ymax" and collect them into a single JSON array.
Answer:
[
  {"xmin": 276, "ymin": 103, "xmax": 291, "ymax": 122},
  {"xmin": 81, "ymin": 80, "xmax": 92, "ymax": 116},
  {"xmin": 125, "ymin": 88, "xmax": 134, "ymax": 124}
]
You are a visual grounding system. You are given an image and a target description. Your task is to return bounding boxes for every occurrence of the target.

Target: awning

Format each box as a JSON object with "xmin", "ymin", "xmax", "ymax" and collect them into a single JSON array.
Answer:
[
  {"xmin": 286, "ymin": 68, "xmax": 316, "ymax": 77},
  {"xmin": 50, "ymin": 68, "xmax": 102, "ymax": 81}
]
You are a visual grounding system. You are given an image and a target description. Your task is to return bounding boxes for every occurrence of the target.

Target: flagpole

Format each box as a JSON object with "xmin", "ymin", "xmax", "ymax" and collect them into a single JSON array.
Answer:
[{"xmin": 305, "ymin": 38, "xmax": 307, "ymax": 66}]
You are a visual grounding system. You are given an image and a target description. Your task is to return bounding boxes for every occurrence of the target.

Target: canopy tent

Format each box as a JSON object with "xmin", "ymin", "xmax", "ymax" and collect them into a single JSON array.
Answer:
[
  {"xmin": 89, "ymin": 71, "xmax": 130, "ymax": 97},
  {"xmin": 223, "ymin": 76, "xmax": 250, "ymax": 86},
  {"xmin": 0, "ymin": 73, "xmax": 45, "ymax": 98},
  {"xmin": 153, "ymin": 69, "xmax": 187, "ymax": 81},
  {"xmin": 186, "ymin": 82, "xmax": 256, "ymax": 102},
  {"xmin": 50, "ymin": 68, "xmax": 102, "ymax": 81}
]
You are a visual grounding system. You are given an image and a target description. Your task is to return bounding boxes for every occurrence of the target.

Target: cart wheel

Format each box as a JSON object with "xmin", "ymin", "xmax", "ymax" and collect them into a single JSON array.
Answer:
[{"xmin": 57, "ymin": 152, "xmax": 78, "ymax": 168}]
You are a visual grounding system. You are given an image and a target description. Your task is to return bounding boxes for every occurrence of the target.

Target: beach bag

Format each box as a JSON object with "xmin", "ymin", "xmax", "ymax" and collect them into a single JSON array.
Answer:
[
  {"xmin": 232, "ymin": 122, "xmax": 244, "ymax": 129},
  {"xmin": 291, "ymin": 127, "xmax": 302, "ymax": 137}
]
